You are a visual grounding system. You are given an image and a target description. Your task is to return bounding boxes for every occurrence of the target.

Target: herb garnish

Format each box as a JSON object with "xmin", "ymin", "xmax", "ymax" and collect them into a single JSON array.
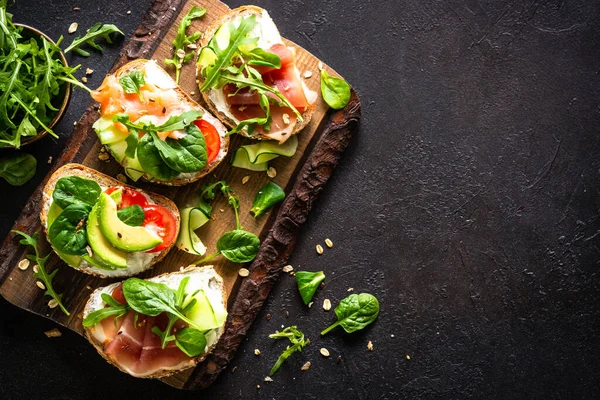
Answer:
[
  {"xmin": 321, "ymin": 293, "xmax": 380, "ymax": 335},
  {"xmin": 118, "ymin": 71, "xmax": 145, "ymax": 100},
  {"xmin": 251, "ymin": 181, "xmax": 285, "ymax": 217},
  {"xmin": 164, "ymin": 6, "xmax": 206, "ymax": 84},
  {"xmin": 0, "ymin": 152, "xmax": 36, "ymax": 186},
  {"xmin": 320, "ymin": 69, "xmax": 351, "ymax": 110},
  {"xmin": 63, "ymin": 22, "xmax": 124, "ymax": 56},
  {"xmin": 11, "ymin": 230, "xmax": 69, "ymax": 315},
  {"xmin": 117, "ymin": 205, "xmax": 145, "ymax": 227},
  {"xmin": 295, "ymin": 271, "xmax": 326, "ymax": 305},
  {"xmin": 82, "ymin": 293, "xmax": 131, "ymax": 327},
  {"xmin": 269, "ymin": 326, "xmax": 309, "ymax": 375}
]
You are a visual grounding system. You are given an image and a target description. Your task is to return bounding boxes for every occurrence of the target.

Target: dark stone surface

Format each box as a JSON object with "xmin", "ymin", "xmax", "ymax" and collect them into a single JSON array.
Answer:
[{"xmin": 1, "ymin": 0, "xmax": 600, "ymax": 399}]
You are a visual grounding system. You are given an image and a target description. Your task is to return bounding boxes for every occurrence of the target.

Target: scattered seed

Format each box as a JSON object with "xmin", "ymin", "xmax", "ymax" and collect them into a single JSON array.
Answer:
[
  {"xmin": 238, "ymin": 268, "xmax": 249, "ymax": 277},
  {"xmin": 73, "ymin": 121, "xmax": 78, "ymax": 126},
  {"xmin": 325, "ymin": 238, "xmax": 333, "ymax": 248},
  {"xmin": 73, "ymin": 7, "xmax": 80, "ymax": 11},
  {"xmin": 323, "ymin": 299, "xmax": 331, "ymax": 311},
  {"xmin": 320, "ymin": 348, "xmax": 330, "ymax": 357},
  {"xmin": 285, "ymin": 311, "xmax": 289, "ymax": 318},
  {"xmin": 68, "ymin": 22, "xmax": 78, "ymax": 34},
  {"xmin": 264, "ymin": 376, "xmax": 273, "ymax": 382},
  {"xmin": 282, "ymin": 265, "xmax": 293, "ymax": 273},
  {"xmin": 187, "ymin": 43, "xmax": 197, "ymax": 49},
  {"xmin": 256, "ymin": 385, "xmax": 261, "ymax": 389},
  {"xmin": 190, "ymin": 91, "xmax": 195, "ymax": 95},
  {"xmin": 282, "ymin": 113, "xmax": 290, "ymax": 125},
  {"xmin": 301, "ymin": 361, "xmax": 311, "ymax": 371},
  {"xmin": 304, "ymin": 70, "xmax": 313, "ymax": 79},
  {"xmin": 254, "ymin": 349, "xmax": 261, "ymax": 356},
  {"xmin": 116, "ymin": 174, "xmax": 127, "ymax": 183},
  {"xmin": 47, "ymin": 156, "xmax": 53, "ymax": 164},
  {"xmin": 176, "ymin": 49, "xmax": 186, "ymax": 59},
  {"xmin": 231, "ymin": 366, "xmax": 237, "ymax": 373},
  {"xmin": 44, "ymin": 328, "xmax": 62, "ymax": 338},
  {"xmin": 219, "ymin": 209, "xmax": 224, "ymax": 213},
  {"xmin": 86, "ymin": 285, "xmax": 92, "ymax": 290},
  {"xmin": 127, "ymin": 10, "xmax": 131, "ymax": 15},
  {"xmin": 81, "ymin": 77, "xmax": 88, "ymax": 83},
  {"xmin": 308, "ymin": 302, "xmax": 313, "ymax": 308},
  {"xmin": 33, "ymin": 265, "xmax": 39, "ymax": 273},
  {"xmin": 318, "ymin": 61, "xmax": 324, "ymax": 70},
  {"xmin": 117, "ymin": 232, "xmax": 122, "ymax": 238},
  {"xmin": 367, "ymin": 341, "xmax": 374, "ymax": 351},
  {"xmin": 316, "ymin": 244, "xmax": 324, "ymax": 255},
  {"xmin": 242, "ymin": 175, "xmax": 250, "ymax": 185},
  {"xmin": 18, "ymin": 259, "xmax": 30, "ymax": 271},
  {"xmin": 85, "ymin": 68, "xmax": 94, "ymax": 75},
  {"xmin": 48, "ymin": 299, "xmax": 58, "ymax": 309},
  {"xmin": 36, "ymin": 281, "xmax": 46, "ymax": 290},
  {"xmin": 347, "ymin": 287, "xmax": 354, "ymax": 292},
  {"xmin": 98, "ymin": 152, "xmax": 110, "ymax": 161},
  {"xmin": 267, "ymin": 167, "xmax": 277, "ymax": 178},
  {"xmin": 86, "ymin": 245, "xmax": 93, "ymax": 257}
]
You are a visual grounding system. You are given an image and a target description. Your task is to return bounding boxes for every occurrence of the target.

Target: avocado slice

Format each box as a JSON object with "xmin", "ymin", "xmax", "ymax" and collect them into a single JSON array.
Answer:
[
  {"xmin": 186, "ymin": 290, "xmax": 220, "ymax": 331},
  {"xmin": 97, "ymin": 192, "xmax": 162, "ymax": 252},
  {"xmin": 86, "ymin": 202, "xmax": 128, "ymax": 269}
]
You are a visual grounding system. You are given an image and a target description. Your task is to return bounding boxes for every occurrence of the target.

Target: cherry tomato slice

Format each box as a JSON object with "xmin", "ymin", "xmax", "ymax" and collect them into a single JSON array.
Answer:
[
  {"xmin": 106, "ymin": 186, "xmax": 149, "ymax": 209},
  {"xmin": 143, "ymin": 205, "xmax": 177, "ymax": 253},
  {"xmin": 194, "ymin": 119, "xmax": 221, "ymax": 164}
]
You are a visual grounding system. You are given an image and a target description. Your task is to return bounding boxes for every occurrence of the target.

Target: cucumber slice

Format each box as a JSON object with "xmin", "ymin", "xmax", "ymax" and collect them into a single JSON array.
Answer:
[
  {"xmin": 106, "ymin": 140, "xmax": 145, "ymax": 182},
  {"xmin": 106, "ymin": 140, "xmax": 127, "ymax": 163},
  {"xmin": 230, "ymin": 136, "xmax": 298, "ymax": 171},
  {"xmin": 93, "ymin": 118, "xmax": 129, "ymax": 145},
  {"xmin": 176, "ymin": 207, "xmax": 210, "ymax": 255},
  {"xmin": 197, "ymin": 47, "xmax": 217, "ymax": 72}
]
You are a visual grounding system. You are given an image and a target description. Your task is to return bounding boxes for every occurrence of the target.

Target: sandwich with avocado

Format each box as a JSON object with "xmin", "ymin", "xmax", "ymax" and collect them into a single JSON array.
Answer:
[
  {"xmin": 40, "ymin": 164, "xmax": 180, "ymax": 277},
  {"xmin": 90, "ymin": 59, "xmax": 228, "ymax": 185}
]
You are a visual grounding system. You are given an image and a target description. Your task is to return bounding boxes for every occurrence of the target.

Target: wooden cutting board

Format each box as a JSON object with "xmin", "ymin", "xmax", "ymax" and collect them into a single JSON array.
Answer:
[{"xmin": 0, "ymin": 0, "xmax": 360, "ymax": 390}]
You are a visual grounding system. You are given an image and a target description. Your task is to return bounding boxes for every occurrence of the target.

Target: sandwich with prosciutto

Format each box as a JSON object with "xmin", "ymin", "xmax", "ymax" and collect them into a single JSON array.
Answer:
[
  {"xmin": 196, "ymin": 6, "xmax": 318, "ymax": 143},
  {"xmin": 91, "ymin": 59, "xmax": 228, "ymax": 185},
  {"xmin": 40, "ymin": 164, "xmax": 180, "ymax": 277},
  {"xmin": 82, "ymin": 266, "xmax": 227, "ymax": 378}
]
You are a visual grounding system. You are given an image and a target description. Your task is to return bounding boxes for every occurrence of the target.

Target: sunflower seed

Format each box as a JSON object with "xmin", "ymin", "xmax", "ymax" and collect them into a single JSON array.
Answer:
[
  {"xmin": 81, "ymin": 77, "xmax": 88, "ymax": 83},
  {"xmin": 282, "ymin": 265, "xmax": 293, "ymax": 273},
  {"xmin": 316, "ymin": 244, "xmax": 324, "ymax": 255},
  {"xmin": 68, "ymin": 22, "xmax": 78, "ymax": 34},
  {"xmin": 242, "ymin": 175, "xmax": 250, "ymax": 185},
  {"xmin": 18, "ymin": 259, "xmax": 30, "ymax": 271},
  {"xmin": 323, "ymin": 299, "xmax": 331, "ymax": 311},
  {"xmin": 239, "ymin": 268, "xmax": 249, "ymax": 277},
  {"xmin": 325, "ymin": 238, "xmax": 333, "ymax": 248},
  {"xmin": 304, "ymin": 70, "xmax": 313, "ymax": 79},
  {"xmin": 254, "ymin": 349, "xmax": 261, "ymax": 355},
  {"xmin": 33, "ymin": 265, "xmax": 39, "ymax": 273},
  {"xmin": 267, "ymin": 167, "xmax": 277, "ymax": 178},
  {"xmin": 48, "ymin": 299, "xmax": 58, "ymax": 309},
  {"xmin": 36, "ymin": 281, "xmax": 46, "ymax": 290},
  {"xmin": 301, "ymin": 361, "xmax": 311, "ymax": 371},
  {"xmin": 320, "ymin": 348, "xmax": 330, "ymax": 357}
]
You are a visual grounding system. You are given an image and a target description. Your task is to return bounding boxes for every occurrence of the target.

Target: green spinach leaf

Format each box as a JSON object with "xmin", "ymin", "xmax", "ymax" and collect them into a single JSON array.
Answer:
[
  {"xmin": 149, "ymin": 124, "xmax": 207, "ymax": 173},
  {"xmin": 64, "ymin": 22, "xmax": 124, "ymax": 56},
  {"xmin": 48, "ymin": 204, "xmax": 89, "ymax": 256},
  {"xmin": 117, "ymin": 205, "xmax": 145, "ymax": 226},
  {"xmin": 119, "ymin": 71, "xmax": 145, "ymax": 99},
  {"xmin": 0, "ymin": 152, "xmax": 36, "ymax": 186},
  {"xmin": 295, "ymin": 271, "xmax": 326, "ymax": 305},
  {"xmin": 320, "ymin": 69, "xmax": 351, "ymax": 110},
  {"xmin": 175, "ymin": 328, "xmax": 207, "ymax": 357},
  {"xmin": 82, "ymin": 293, "xmax": 131, "ymax": 327},
  {"xmin": 52, "ymin": 176, "xmax": 101, "ymax": 210},
  {"xmin": 251, "ymin": 181, "xmax": 285, "ymax": 217},
  {"xmin": 217, "ymin": 229, "xmax": 260, "ymax": 263},
  {"xmin": 137, "ymin": 132, "xmax": 180, "ymax": 181},
  {"xmin": 321, "ymin": 293, "xmax": 380, "ymax": 335}
]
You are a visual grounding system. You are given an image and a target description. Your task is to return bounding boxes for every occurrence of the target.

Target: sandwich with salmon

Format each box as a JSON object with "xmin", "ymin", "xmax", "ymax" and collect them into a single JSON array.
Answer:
[
  {"xmin": 82, "ymin": 266, "xmax": 227, "ymax": 378},
  {"xmin": 196, "ymin": 6, "xmax": 318, "ymax": 143},
  {"xmin": 40, "ymin": 164, "xmax": 180, "ymax": 278},
  {"xmin": 90, "ymin": 59, "xmax": 228, "ymax": 185}
]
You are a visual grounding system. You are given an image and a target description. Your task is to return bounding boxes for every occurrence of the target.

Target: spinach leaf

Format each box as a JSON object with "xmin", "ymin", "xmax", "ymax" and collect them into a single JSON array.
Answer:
[
  {"xmin": 269, "ymin": 326, "xmax": 309, "ymax": 375},
  {"xmin": 152, "ymin": 277, "xmax": 190, "ymax": 349},
  {"xmin": 48, "ymin": 204, "xmax": 89, "ymax": 256},
  {"xmin": 52, "ymin": 176, "xmax": 101, "ymax": 210},
  {"xmin": 251, "ymin": 182, "xmax": 285, "ymax": 217},
  {"xmin": 295, "ymin": 271, "xmax": 326, "ymax": 305},
  {"xmin": 164, "ymin": 6, "xmax": 206, "ymax": 83},
  {"xmin": 82, "ymin": 293, "xmax": 131, "ymax": 327},
  {"xmin": 119, "ymin": 71, "xmax": 145, "ymax": 99},
  {"xmin": 150, "ymin": 124, "xmax": 207, "ymax": 173},
  {"xmin": 0, "ymin": 152, "xmax": 36, "ymax": 186},
  {"xmin": 64, "ymin": 22, "xmax": 124, "ymax": 56},
  {"xmin": 137, "ymin": 132, "xmax": 180, "ymax": 181},
  {"xmin": 117, "ymin": 205, "xmax": 145, "ymax": 226},
  {"xmin": 321, "ymin": 293, "xmax": 380, "ymax": 335},
  {"xmin": 11, "ymin": 230, "xmax": 70, "ymax": 316},
  {"xmin": 175, "ymin": 328, "xmax": 207, "ymax": 357},
  {"xmin": 217, "ymin": 229, "xmax": 260, "ymax": 263},
  {"xmin": 124, "ymin": 133, "xmax": 138, "ymax": 158},
  {"xmin": 320, "ymin": 69, "xmax": 351, "ymax": 110}
]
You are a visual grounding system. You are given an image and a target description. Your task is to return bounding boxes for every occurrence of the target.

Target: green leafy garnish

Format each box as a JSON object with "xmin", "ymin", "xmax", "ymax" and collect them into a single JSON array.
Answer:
[
  {"xmin": 0, "ymin": 152, "xmax": 36, "ymax": 186},
  {"xmin": 164, "ymin": 6, "xmax": 206, "ymax": 83},
  {"xmin": 117, "ymin": 205, "xmax": 145, "ymax": 226},
  {"xmin": 321, "ymin": 293, "xmax": 380, "ymax": 335},
  {"xmin": 48, "ymin": 204, "xmax": 89, "ymax": 256},
  {"xmin": 52, "ymin": 176, "xmax": 101, "ymax": 210},
  {"xmin": 11, "ymin": 230, "xmax": 69, "ymax": 316},
  {"xmin": 320, "ymin": 69, "xmax": 351, "ymax": 110},
  {"xmin": 251, "ymin": 182, "xmax": 285, "ymax": 217},
  {"xmin": 118, "ymin": 71, "xmax": 145, "ymax": 100},
  {"xmin": 82, "ymin": 293, "xmax": 131, "ymax": 327},
  {"xmin": 64, "ymin": 22, "xmax": 124, "ymax": 56},
  {"xmin": 295, "ymin": 271, "xmax": 326, "ymax": 305},
  {"xmin": 269, "ymin": 326, "xmax": 309, "ymax": 375}
]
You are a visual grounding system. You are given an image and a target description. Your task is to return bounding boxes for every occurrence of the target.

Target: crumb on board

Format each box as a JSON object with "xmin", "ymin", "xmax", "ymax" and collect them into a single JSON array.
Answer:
[
  {"xmin": 301, "ymin": 361, "xmax": 311, "ymax": 371},
  {"xmin": 367, "ymin": 341, "xmax": 374, "ymax": 351},
  {"xmin": 323, "ymin": 299, "xmax": 331, "ymax": 311},
  {"xmin": 44, "ymin": 328, "xmax": 61, "ymax": 338},
  {"xmin": 254, "ymin": 349, "xmax": 261, "ymax": 356},
  {"xmin": 68, "ymin": 22, "xmax": 78, "ymax": 34}
]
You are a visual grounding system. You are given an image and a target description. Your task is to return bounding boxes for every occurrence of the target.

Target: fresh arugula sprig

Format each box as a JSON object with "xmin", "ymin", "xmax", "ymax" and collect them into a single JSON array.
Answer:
[
  {"xmin": 63, "ymin": 22, "xmax": 123, "ymax": 56},
  {"xmin": 11, "ymin": 230, "xmax": 69, "ymax": 316},
  {"xmin": 164, "ymin": 6, "xmax": 206, "ymax": 83},
  {"xmin": 82, "ymin": 293, "xmax": 131, "ymax": 327},
  {"xmin": 269, "ymin": 326, "xmax": 309, "ymax": 375}
]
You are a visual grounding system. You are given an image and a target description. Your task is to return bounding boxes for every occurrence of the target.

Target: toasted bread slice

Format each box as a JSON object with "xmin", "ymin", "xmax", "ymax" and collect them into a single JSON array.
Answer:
[
  {"xmin": 196, "ymin": 6, "xmax": 317, "ymax": 142},
  {"xmin": 93, "ymin": 59, "xmax": 229, "ymax": 186},
  {"xmin": 40, "ymin": 163, "xmax": 180, "ymax": 278},
  {"xmin": 82, "ymin": 266, "xmax": 227, "ymax": 379}
]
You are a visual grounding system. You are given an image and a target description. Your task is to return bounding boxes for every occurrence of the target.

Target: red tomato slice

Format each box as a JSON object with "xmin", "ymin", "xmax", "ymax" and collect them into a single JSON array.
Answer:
[
  {"xmin": 142, "ymin": 205, "xmax": 177, "ymax": 253},
  {"xmin": 105, "ymin": 187, "xmax": 149, "ymax": 209},
  {"xmin": 194, "ymin": 119, "xmax": 221, "ymax": 164}
]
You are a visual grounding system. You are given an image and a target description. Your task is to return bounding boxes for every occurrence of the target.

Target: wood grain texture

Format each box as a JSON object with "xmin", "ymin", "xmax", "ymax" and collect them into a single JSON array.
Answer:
[{"xmin": 0, "ymin": 0, "xmax": 360, "ymax": 390}]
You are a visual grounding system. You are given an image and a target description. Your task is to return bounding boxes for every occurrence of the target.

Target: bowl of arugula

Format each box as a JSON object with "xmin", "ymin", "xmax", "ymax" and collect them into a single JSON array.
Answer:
[{"xmin": 0, "ymin": 12, "xmax": 74, "ymax": 148}]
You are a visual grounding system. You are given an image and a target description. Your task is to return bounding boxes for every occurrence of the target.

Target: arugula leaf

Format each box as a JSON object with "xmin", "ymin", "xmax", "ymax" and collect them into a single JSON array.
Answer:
[
  {"xmin": 321, "ymin": 293, "xmax": 380, "ymax": 335},
  {"xmin": 269, "ymin": 326, "xmax": 309, "ymax": 375},
  {"xmin": 64, "ymin": 22, "xmax": 124, "ymax": 56},
  {"xmin": 0, "ymin": 152, "xmax": 36, "ymax": 186},
  {"xmin": 82, "ymin": 293, "xmax": 131, "ymax": 327},
  {"xmin": 251, "ymin": 182, "xmax": 285, "ymax": 217},
  {"xmin": 117, "ymin": 205, "xmax": 145, "ymax": 226},
  {"xmin": 164, "ymin": 6, "xmax": 206, "ymax": 83},
  {"xmin": 48, "ymin": 204, "xmax": 89, "ymax": 256},
  {"xmin": 52, "ymin": 176, "xmax": 102, "ymax": 210},
  {"xmin": 11, "ymin": 230, "xmax": 69, "ymax": 316},
  {"xmin": 119, "ymin": 71, "xmax": 145, "ymax": 100},
  {"xmin": 295, "ymin": 271, "xmax": 326, "ymax": 305},
  {"xmin": 320, "ymin": 69, "xmax": 351, "ymax": 110}
]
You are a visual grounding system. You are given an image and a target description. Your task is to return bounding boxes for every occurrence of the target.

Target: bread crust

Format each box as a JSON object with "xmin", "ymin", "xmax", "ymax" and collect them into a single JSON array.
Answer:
[
  {"xmin": 82, "ymin": 265, "xmax": 227, "ymax": 379},
  {"xmin": 96, "ymin": 59, "xmax": 229, "ymax": 186},
  {"xmin": 196, "ymin": 6, "xmax": 316, "ymax": 141},
  {"xmin": 40, "ymin": 163, "xmax": 180, "ymax": 278}
]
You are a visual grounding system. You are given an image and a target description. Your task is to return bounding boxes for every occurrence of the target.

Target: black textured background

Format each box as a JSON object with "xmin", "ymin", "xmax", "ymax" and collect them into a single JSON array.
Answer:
[{"xmin": 1, "ymin": 0, "xmax": 600, "ymax": 399}]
